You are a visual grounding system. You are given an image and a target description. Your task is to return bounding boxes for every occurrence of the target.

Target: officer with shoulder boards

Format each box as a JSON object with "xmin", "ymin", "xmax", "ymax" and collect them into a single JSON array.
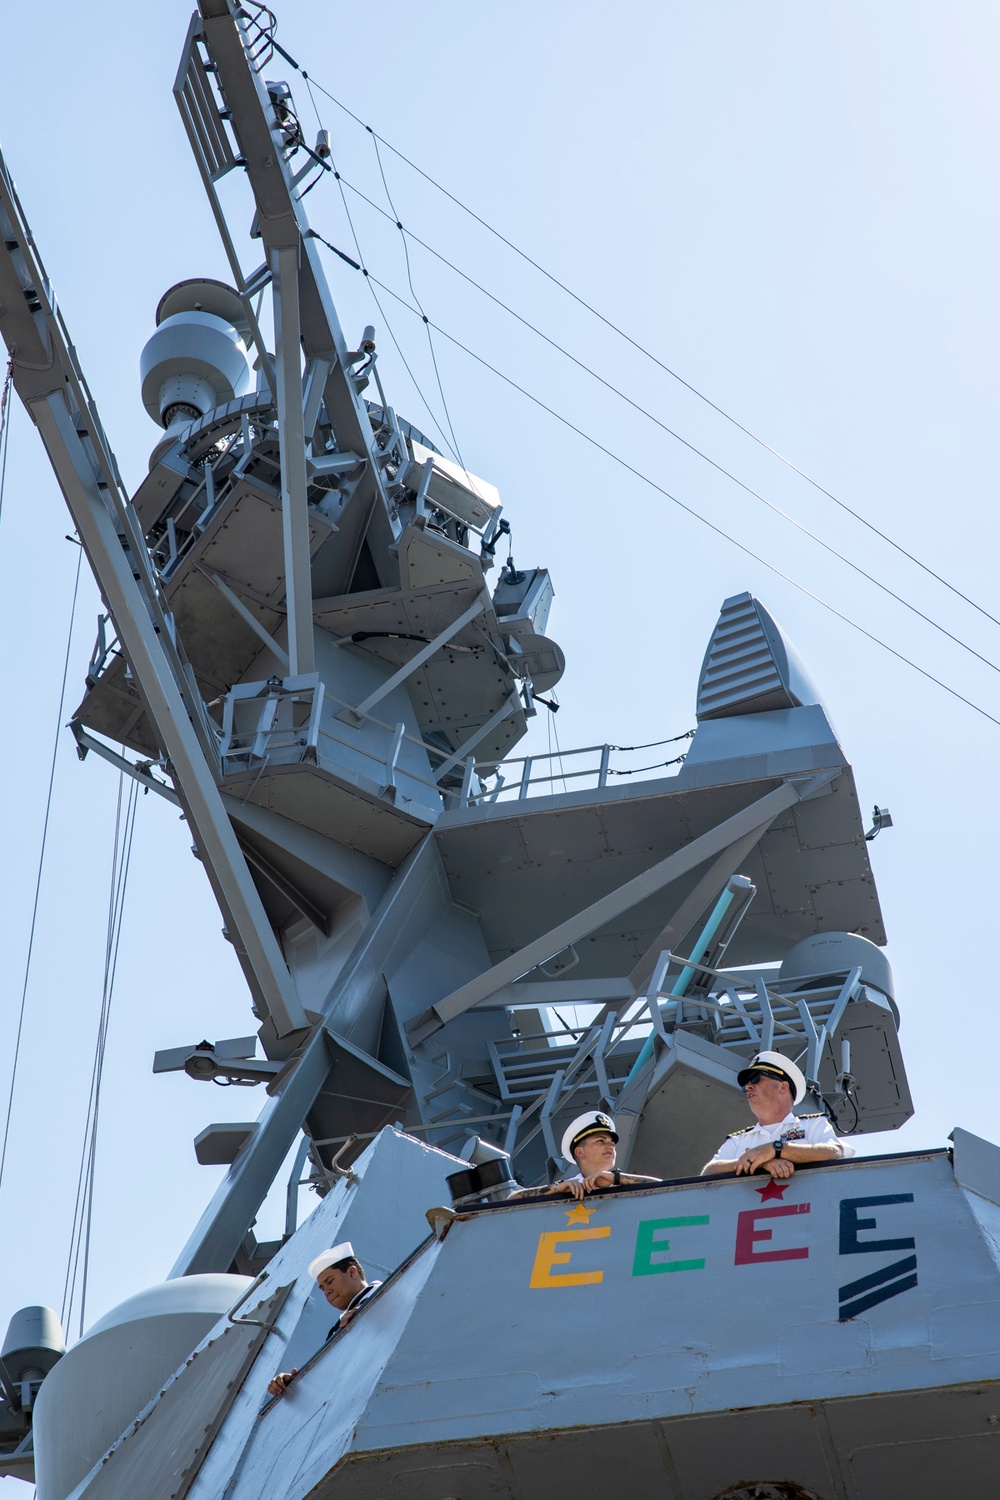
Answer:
[
  {"xmin": 511, "ymin": 1110, "xmax": 660, "ymax": 1200},
  {"xmin": 701, "ymin": 1050, "xmax": 852, "ymax": 1179}
]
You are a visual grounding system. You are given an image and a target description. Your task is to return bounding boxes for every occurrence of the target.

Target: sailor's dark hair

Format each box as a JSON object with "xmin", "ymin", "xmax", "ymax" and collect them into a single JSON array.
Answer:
[{"xmin": 327, "ymin": 1254, "xmax": 362, "ymax": 1275}]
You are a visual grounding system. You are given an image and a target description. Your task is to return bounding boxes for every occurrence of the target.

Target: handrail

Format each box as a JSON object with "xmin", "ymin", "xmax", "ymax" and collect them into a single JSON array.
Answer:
[
  {"xmin": 211, "ymin": 663, "xmax": 688, "ymax": 813},
  {"xmin": 490, "ymin": 963, "xmax": 867, "ymax": 1166},
  {"xmin": 463, "ymin": 738, "xmax": 686, "ymax": 805}
]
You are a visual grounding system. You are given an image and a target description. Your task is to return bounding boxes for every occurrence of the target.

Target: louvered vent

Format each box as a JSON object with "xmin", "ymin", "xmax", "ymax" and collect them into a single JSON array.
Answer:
[{"xmin": 696, "ymin": 593, "xmax": 807, "ymax": 720}]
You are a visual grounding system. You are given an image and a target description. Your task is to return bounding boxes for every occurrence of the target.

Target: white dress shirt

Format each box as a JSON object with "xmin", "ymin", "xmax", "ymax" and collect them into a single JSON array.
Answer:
[{"xmin": 710, "ymin": 1109, "xmax": 852, "ymax": 1163}]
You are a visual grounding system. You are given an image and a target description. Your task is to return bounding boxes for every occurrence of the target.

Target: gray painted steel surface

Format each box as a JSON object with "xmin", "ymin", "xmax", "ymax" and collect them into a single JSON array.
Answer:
[
  {"xmin": 65, "ymin": 1131, "xmax": 1000, "ymax": 1500},
  {"xmin": 230, "ymin": 1145, "xmax": 1000, "ymax": 1499},
  {"xmin": 0, "ymin": 1, "xmax": 973, "ymax": 1494},
  {"xmin": 0, "ymin": 0, "xmax": 900, "ymax": 1240}
]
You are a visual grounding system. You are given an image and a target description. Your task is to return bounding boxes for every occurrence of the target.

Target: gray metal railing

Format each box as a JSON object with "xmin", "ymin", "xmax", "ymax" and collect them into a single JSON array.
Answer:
[
  {"xmin": 492, "ymin": 963, "xmax": 867, "ymax": 1169},
  {"xmin": 459, "ymin": 740, "xmax": 686, "ymax": 807},
  {"xmin": 213, "ymin": 674, "xmax": 689, "ymax": 816}
]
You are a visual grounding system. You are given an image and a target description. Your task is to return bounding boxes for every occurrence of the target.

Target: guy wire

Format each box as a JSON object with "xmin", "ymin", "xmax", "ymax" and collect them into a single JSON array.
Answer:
[
  {"xmin": 311, "ymin": 249, "xmax": 1000, "ymax": 733},
  {"xmin": 323, "ymin": 174, "xmax": 1000, "ymax": 680},
  {"xmin": 321, "ymin": 173, "xmax": 460, "ymax": 465},
  {"xmin": 0, "ymin": 549, "xmax": 83, "ymax": 1201},
  {"xmin": 302, "ymin": 72, "xmax": 1000, "ymax": 634}
]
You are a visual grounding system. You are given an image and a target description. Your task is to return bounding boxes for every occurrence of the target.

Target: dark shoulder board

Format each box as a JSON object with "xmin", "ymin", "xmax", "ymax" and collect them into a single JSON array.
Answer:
[
  {"xmin": 726, "ymin": 1124, "xmax": 756, "ymax": 1138},
  {"xmin": 798, "ymin": 1112, "xmax": 825, "ymax": 1119}
]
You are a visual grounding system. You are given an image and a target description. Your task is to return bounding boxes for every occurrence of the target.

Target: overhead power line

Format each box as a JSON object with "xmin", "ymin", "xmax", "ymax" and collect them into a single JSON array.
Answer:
[
  {"xmin": 310, "ymin": 236, "xmax": 1000, "ymax": 734},
  {"xmin": 324, "ymin": 172, "xmax": 1000, "ymax": 683},
  {"xmin": 284, "ymin": 64, "xmax": 1000, "ymax": 636}
]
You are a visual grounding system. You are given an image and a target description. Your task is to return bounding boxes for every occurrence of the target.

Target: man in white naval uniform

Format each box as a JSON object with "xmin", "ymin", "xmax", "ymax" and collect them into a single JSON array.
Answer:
[
  {"xmin": 267, "ymin": 1241, "xmax": 383, "ymax": 1396},
  {"xmin": 700, "ymin": 1051, "xmax": 851, "ymax": 1179}
]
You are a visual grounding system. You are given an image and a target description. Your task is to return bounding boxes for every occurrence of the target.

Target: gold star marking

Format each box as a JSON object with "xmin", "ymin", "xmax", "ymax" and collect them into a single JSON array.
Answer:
[{"xmin": 565, "ymin": 1202, "xmax": 596, "ymax": 1226}]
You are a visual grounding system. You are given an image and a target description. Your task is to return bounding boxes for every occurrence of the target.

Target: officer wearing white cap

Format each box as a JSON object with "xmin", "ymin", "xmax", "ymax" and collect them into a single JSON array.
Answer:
[
  {"xmin": 267, "ymin": 1241, "xmax": 382, "ymax": 1396},
  {"xmin": 701, "ymin": 1050, "xmax": 852, "ymax": 1179},
  {"xmin": 510, "ymin": 1110, "xmax": 659, "ymax": 1200}
]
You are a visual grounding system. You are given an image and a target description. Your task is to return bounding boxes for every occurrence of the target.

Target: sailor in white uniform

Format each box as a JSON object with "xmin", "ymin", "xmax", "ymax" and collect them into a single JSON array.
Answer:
[
  {"xmin": 695, "ymin": 1050, "xmax": 851, "ymax": 1176},
  {"xmin": 267, "ymin": 1241, "xmax": 383, "ymax": 1396},
  {"xmin": 701, "ymin": 1051, "xmax": 852, "ymax": 1179},
  {"xmin": 510, "ymin": 1110, "xmax": 660, "ymax": 1200}
]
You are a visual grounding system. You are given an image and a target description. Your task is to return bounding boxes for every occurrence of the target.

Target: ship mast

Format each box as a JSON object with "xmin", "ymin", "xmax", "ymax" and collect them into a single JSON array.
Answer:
[
  {"xmin": 0, "ymin": 0, "xmax": 539, "ymax": 1275},
  {"xmin": 0, "ymin": 155, "xmax": 307, "ymax": 1042},
  {"xmin": 0, "ymin": 1, "xmax": 907, "ymax": 1295}
]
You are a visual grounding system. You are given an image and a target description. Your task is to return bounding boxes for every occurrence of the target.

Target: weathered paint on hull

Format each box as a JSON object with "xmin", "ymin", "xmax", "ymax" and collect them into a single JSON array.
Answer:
[
  {"xmin": 62, "ymin": 1129, "xmax": 990, "ymax": 1500},
  {"xmin": 306, "ymin": 1381, "xmax": 1000, "ymax": 1500}
]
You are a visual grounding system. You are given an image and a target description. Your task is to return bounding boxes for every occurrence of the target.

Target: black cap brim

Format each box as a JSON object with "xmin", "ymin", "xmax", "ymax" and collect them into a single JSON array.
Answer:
[{"xmin": 736, "ymin": 1064, "xmax": 791, "ymax": 1088}]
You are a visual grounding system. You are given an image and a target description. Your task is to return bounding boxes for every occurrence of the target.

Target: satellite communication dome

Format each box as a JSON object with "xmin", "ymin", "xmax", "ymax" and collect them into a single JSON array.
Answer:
[
  {"xmin": 32, "ymin": 1274, "xmax": 250, "ymax": 1500},
  {"xmin": 779, "ymin": 931, "xmax": 897, "ymax": 1022},
  {"xmin": 1, "ymin": 1305, "xmax": 65, "ymax": 1383},
  {"xmin": 139, "ymin": 279, "xmax": 251, "ymax": 440}
]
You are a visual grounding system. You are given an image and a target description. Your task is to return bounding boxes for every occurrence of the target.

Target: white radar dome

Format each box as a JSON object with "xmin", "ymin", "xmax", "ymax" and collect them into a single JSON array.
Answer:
[
  {"xmin": 32, "ymin": 1273, "xmax": 250, "ymax": 1500},
  {"xmin": 778, "ymin": 931, "xmax": 896, "ymax": 1020},
  {"xmin": 140, "ymin": 309, "xmax": 251, "ymax": 430}
]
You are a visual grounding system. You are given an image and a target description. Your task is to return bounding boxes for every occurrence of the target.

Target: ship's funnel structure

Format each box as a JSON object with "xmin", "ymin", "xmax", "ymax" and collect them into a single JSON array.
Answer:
[{"xmin": 140, "ymin": 278, "xmax": 251, "ymax": 465}]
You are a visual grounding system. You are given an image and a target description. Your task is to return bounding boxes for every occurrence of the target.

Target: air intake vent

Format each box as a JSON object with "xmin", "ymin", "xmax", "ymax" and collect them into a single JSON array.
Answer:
[{"xmin": 696, "ymin": 593, "xmax": 821, "ymax": 720}]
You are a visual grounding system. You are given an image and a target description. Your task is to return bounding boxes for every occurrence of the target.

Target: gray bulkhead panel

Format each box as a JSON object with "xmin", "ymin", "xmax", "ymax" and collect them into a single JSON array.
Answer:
[
  {"xmin": 310, "ymin": 836, "xmax": 516, "ymax": 1139},
  {"xmin": 166, "ymin": 1141, "xmax": 1000, "ymax": 1500},
  {"xmin": 33, "ymin": 1131, "xmax": 462, "ymax": 1500},
  {"xmin": 434, "ymin": 702, "xmax": 883, "ymax": 979}
]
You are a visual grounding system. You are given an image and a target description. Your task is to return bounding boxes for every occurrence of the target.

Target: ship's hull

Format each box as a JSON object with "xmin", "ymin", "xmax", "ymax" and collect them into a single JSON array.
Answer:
[{"xmin": 31, "ymin": 1128, "xmax": 1000, "ymax": 1500}]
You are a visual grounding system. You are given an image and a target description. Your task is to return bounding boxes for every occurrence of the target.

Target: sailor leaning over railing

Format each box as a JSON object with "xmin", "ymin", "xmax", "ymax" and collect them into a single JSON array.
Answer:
[
  {"xmin": 267, "ymin": 1242, "xmax": 382, "ymax": 1397},
  {"xmin": 509, "ymin": 1111, "xmax": 661, "ymax": 1202}
]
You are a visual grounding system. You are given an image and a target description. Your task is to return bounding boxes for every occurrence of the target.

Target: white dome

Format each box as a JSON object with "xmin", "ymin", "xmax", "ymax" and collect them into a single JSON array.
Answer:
[
  {"xmin": 33, "ymin": 1274, "xmax": 251, "ymax": 1500},
  {"xmin": 81, "ymin": 1272, "xmax": 250, "ymax": 1341}
]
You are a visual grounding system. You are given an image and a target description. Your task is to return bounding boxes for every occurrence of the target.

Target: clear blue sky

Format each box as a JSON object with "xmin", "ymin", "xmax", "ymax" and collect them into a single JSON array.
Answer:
[{"xmin": 2, "ymin": 4, "xmax": 1000, "ymax": 1469}]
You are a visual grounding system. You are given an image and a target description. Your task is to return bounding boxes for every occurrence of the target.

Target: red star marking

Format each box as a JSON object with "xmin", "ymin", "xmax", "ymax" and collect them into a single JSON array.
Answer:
[{"xmin": 756, "ymin": 1177, "xmax": 791, "ymax": 1202}]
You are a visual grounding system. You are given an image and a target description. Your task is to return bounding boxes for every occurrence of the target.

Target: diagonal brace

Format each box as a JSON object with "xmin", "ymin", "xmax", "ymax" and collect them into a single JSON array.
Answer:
[
  {"xmin": 406, "ymin": 780, "xmax": 803, "ymax": 1045},
  {"xmin": 271, "ymin": 242, "xmax": 315, "ymax": 677},
  {"xmin": 626, "ymin": 825, "xmax": 768, "ymax": 995},
  {"xmin": 432, "ymin": 692, "xmax": 521, "ymax": 783},
  {"xmin": 197, "ymin": 565, "xmax": 290, "ymax": 671},
  {"xmin": 338, "ymin": 593, "xmax": 487, "ymax": 726}
]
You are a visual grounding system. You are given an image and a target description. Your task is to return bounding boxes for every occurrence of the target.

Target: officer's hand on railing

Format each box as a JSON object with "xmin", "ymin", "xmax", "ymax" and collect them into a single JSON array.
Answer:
[
  {"xmin": 735, "ymin": 1145, "xmax": 796, "ymax": 1178},
  {"xmin": 581, "ymin": 1171, "xmax": 615, "ymax": 1192}
]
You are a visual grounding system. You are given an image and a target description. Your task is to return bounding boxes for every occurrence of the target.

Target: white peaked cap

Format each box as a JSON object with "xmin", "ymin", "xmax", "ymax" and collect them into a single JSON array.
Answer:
[
  {"xmin": 737, "ymin": 1050, "xmax": 807, "ymax": 1106},
  {"xmin": 560, "ymin": 1110, "xmax": 618, "ymax": 1164},
  {"xmin": 307, "ymin": 1242, "xmax": 356, "ymax": 1280}
]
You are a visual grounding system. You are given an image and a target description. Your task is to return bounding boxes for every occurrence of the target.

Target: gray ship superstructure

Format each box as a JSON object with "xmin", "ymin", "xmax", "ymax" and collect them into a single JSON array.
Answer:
[{"xmin": 0, "ymin": 4, "xmax": 997, "ymax": 1497}]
